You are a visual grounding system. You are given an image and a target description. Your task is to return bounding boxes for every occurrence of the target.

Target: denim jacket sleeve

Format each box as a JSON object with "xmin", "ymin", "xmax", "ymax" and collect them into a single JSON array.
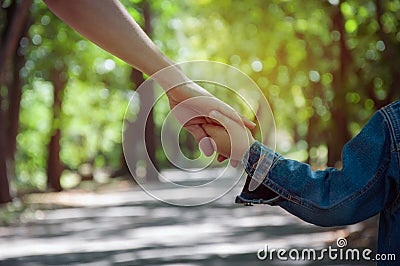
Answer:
[{"xmin": 241, "ymin": 102, "xmax": 400, "ymax": 227}]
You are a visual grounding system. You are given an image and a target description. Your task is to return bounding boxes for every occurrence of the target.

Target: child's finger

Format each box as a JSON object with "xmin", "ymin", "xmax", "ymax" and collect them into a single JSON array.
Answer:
[
  {"xmin": 230, "ymin": 159, "xmax": 239, "ymax": 168},
  {"xmin": 209, "ymin": 110, "xmax": 252, "ymax": 161},
  {"xmin": 239, "ymin": 114, "xmax": 256, "ymax": 129},
  {"xmin": 184, "ymin": 124, "xmax": 214, "ymax": 156}
]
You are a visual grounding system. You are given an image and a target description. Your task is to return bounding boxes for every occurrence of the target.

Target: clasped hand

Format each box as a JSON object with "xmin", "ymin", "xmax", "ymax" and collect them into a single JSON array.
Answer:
[{"xmin": 166, "ymin": 81, "xmax": 255, "ymax": 166}]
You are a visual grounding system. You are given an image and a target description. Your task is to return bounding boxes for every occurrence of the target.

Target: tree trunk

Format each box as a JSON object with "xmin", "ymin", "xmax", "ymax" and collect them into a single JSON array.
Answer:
[
  {"xmin": 0, "ymin": 0, "xmax": 32, "ymax": 203},
  {"xmin": 46, "ymin": 69, "xmax": 66, "ymax": 191},
  {"xmin": 143, "ymin": 82, "xmax": 159, "ymax": 182},
  {"xmin": 327, "ymin": 3, "xmax": 351, "ymax": 167},
  {"xmin": 114, "ymin": 68, "xmax": 146, "ymax": 180},
  {"xmin": 0, "ymin": 111, "xmax": 11, "ymax": 203},
  {"xmin": 130, "ymin": 68, "xmax": 159, "ymax": 182},
  {"xmin": 139, "ymin": 0, "xmax": 159, "ymax": 182},
  {"xmin": 0, "ymin": 0, "xmax": 32, "ymax": 84},
  {"xmin": 373, "ymin": 0, "xmax": 400, "ymax": 108},
  {"xmin": 142, "ymin": 0, "xmax": 158, "ymax": 175},
  {"xmin": 46, "ymin": 128, "xmax": 63, "ymax": 191},
  {"xmin": 6, "ymin": 32, "xmax": 28, "ymax": 185}
]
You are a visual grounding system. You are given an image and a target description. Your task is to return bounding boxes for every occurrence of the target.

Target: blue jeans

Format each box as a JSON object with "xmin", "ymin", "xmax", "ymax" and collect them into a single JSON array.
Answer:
[{"xmin": 239, "ymin": 101, "xmax": 400, "ymax": 265}]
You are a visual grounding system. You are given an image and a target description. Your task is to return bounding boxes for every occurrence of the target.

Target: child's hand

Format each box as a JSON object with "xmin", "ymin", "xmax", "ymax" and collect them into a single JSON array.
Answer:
[{"xmin": 202, "ymin": 110, "xmax": 255, "ymax": 162}]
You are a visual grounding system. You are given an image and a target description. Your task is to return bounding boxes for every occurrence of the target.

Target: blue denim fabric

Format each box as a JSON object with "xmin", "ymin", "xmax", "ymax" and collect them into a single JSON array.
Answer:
[{"xmin": 240, "ymin": 101, "xmax": 400, "ymax": 265}]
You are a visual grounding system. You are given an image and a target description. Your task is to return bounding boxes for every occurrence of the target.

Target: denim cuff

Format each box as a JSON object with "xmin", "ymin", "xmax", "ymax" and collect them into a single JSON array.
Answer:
[
  {"xmin": 241, "ymin": 141, "xmax": 280, "ymax": 184},
  {"xmin": 236, "ymin": 141, "xmax": 281, "ymax": 205}
]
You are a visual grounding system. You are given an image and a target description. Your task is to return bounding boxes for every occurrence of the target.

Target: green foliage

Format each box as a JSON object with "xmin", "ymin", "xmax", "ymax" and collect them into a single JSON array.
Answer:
[
  {"xmin": 151, "ymin": 0, "xmax": 399, "ymax": 164},
  {"xmin": 0, "ymin": 200, "xmax": 27, "ymax": 226},
  {"xmin": 14, "ymin": 0, "xmax": 400, "ymax": 191},
  {"xmin": 15, "ymin": 1, "xmax": 132, "ymax": 189}
]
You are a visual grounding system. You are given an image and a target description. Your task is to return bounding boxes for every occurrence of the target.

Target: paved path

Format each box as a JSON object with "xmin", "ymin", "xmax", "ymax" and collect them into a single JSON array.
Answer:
[{"xmin": 0, "ymin": 172, "xmax": 374, "ymax": 266}]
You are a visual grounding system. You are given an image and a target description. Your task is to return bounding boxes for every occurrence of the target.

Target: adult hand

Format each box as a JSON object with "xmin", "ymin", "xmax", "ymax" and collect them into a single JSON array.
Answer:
[
  {"xmin": 166, "ymin": 81, "xmax": 255, "ymax": 164},
  {"xmin": 43, "ymin": 0, "xmax": 254, "ymax": 164}
]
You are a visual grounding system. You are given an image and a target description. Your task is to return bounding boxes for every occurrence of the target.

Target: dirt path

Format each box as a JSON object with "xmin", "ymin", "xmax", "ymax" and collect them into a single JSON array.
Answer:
[{"xmin": 0, "ymin": 176, "xmax": 374, "ymax": 266}]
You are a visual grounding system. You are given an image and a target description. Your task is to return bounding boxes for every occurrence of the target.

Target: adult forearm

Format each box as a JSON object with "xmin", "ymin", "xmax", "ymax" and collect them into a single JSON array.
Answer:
[{"xmin": 44, "ymin": 0, "xmax": 185, "ymax": 88}]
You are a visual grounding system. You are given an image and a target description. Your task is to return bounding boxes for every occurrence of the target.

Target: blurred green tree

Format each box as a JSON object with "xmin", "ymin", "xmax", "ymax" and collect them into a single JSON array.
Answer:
[
  {"xmin": 155, "ymin": 0, "xmax": 399, "ymax": 166},
  {"xmin": 1, "ymin": 0, "xmax": 399, "ymax": 203}
]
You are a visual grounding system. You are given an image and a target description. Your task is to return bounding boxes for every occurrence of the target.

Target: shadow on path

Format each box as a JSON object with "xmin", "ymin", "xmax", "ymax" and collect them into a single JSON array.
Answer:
[{"xmin": 0, "ymin": 176, "xmax": 376, "ymax": 266}]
